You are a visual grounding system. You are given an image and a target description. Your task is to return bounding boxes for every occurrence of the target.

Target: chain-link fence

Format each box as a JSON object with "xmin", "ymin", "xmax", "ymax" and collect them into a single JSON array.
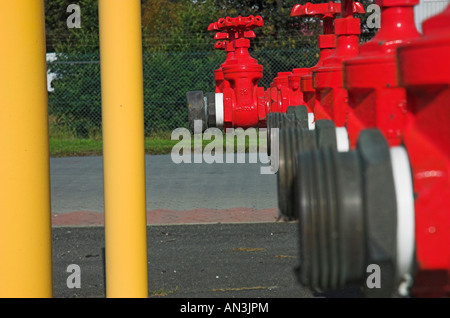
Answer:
[{"xmin": 47, "ymin": 46, "xmax": 320, "ymax": 139}]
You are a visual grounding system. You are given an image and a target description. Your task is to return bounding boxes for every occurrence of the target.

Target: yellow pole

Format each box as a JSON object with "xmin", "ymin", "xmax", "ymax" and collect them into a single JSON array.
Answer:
[
  {"xmin": 99, "ymin": 0, "xmax": 148, "ymax": 297},
  {"xmin": 0, "ymin": 0, "xmax": 52, "ymax": 297}
]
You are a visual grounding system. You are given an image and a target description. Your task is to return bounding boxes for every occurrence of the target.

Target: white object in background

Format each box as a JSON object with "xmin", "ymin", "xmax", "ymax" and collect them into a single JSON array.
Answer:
[
  {"xmin": 46, "ymin": 53, "xmax": 58, "ymax": 92},
  {"xmin": 414, "ymin": 0, "xmax": 449, "ymax": 33}
]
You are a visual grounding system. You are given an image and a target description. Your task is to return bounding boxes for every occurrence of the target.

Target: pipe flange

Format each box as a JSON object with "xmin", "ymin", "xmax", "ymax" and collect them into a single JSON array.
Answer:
[
  {"xmin": 314, "ymin": 120, "xmax": 349, "ymax": 152},
  {"xmin": 357, "ymin": 130, "xmax": 398, "ymax": 298},
  {"xmin": 315, "ymin": 119, "xmax": 338, "ymax": 149},
  {"xmin": 293, "ymin": 105, "xmax": 309, "ymax": 129},
  {"xmin": 286, "ymin": 105, "xmax": 309, "ymax": 129},
  {"xmin": 293, "ymin": 129, "xmax": 405, "ymax": 297},
  {"xmin": 295, "ymin": 146, "xmax": 365, "ymax": 291},
  {"xmin": 279, "ymin": 112, "xmax": 296, "ymax": 130},
  {"xmin": 268, "ymin": 112, "xmax": 291, "ymax": 158},
  {"xmin": 206, "ymin": 92, "xmax": 216, "ymax": 128},
  {"xmin": 286, "ymin": 106, "xmax": 296, "ymax": 115},
  {"xmin": 277, "ymin": 127, "xmax": 317, "ymax": 220},
  {"xmin": 186, "ymin": 90, "xmax": 206, "ymax": 133},
  {"xmin": 266, "ymin": 112, "xmax": 275, "ymax": 156}
]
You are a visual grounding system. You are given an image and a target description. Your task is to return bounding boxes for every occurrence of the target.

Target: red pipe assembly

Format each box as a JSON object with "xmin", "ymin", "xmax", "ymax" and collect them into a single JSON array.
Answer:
[
  {"xmin": 186, "ymin": 0, "xmax": 450, "ymax": 297},
  {"xmin": 215, "ymin": 15, "xmax": 267, "ymax": 129},
  {"xmin": 287, "ymin": 0, "xmax": 450, "ymax": 298},
  {"xmin": 294, "ymin": 2, "xmax": 341, "ymax": 127},
  {"xmin": 344, "ymin": 0, "xmax": 421, "ymax": 148},
  {"xmin": 293, "ymin": 2, "xmax": 364, "ymax": 129},
  {"xmin": 268, "ymin": 2, "xmax": 365, "ymax": 133},
  {"xmin": 271, "ymin": 2, "xmax": 366, "ymax": 169},
  {"xmin": 187, "ymin": 15, "xmax": 266, "ymax": 132},
  {"xmin": 268, "ymin": 2, "xmax": 365, "ymax": 160},
  {"xmin": 397, "ymin": 4, "xmax": 450, "ymax": 297},
  {"xmin": 312, "ymin": 1, "xmax": 364, "ymax": 127}
]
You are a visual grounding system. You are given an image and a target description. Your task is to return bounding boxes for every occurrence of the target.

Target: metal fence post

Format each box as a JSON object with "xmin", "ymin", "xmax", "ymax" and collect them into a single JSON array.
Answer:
[
  {"xmin": 0, "ymin": 0, "xmax": 52, "ymax": 297},
  {"xmin": 99, "ymin": 0, "xmax": 149, "ymax": 297}
]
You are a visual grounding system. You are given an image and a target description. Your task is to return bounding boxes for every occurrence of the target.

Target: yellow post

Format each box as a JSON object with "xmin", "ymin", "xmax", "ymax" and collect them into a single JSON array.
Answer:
[
  {"xmin": 0, "ymin": 0, "xmax": 52, "ymax": 297},
  {"xmin": 99, "ymin": 0, "xmax": 148, "ymax": 297}
]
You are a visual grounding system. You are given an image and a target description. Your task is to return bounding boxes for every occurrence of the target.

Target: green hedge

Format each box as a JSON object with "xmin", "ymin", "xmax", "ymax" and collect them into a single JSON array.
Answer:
[{"xmin": 48, "ymin": 48, "xmax": 318, "ymax": 138}]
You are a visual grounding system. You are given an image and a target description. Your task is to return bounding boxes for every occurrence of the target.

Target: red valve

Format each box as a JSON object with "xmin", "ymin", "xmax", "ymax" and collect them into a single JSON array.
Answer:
[
  {"xmin": 212, "ymin": 41, "xmax": 230, "ymax": 95},
  {"xmin": 216, "ymin": 15, "xmax": 264, "ymax": 31},
  {"xmin": 214, "ymin": 40, "xmax": 227, "ymax": 50},
  {"xmin": 208, "ymin": 15, "xmax": 266, "ymax": 129},
  {"xmin": 344, "ymin": 0, "xmax": 421, "ymax": 148},
  {"xmin": 311, "ymin": 0, "xmax": 364, "ymax": 127},
  {"xmin": 269, "ymin": 72, "xmax": 292, "ymax": 113},
  {"xmin": 208, "ymin": 22, "xmax": 234, "ymax": 95},
  {"xmin": 269, "ymin": 2, "xmax": 364, "ymax": 125},
  {"xmin": 291, "ymin": 2, "xmax": 364, "ymax": 22},
  {"xmin": 292, "ymin": 2, "xmax": 360, "ymax": 122},
  {"xmin": 269, "ymin": 2, "xmax": 342, "ymax": 114}
]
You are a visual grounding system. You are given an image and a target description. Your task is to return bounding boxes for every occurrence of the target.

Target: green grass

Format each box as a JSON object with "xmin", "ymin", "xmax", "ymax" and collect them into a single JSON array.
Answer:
[
  {"xmin": 50, "ymin": 137, "xmax": 179, "ymax": 157},
  {"xmin": 50, "ymin": 138, "xmax": 103, "ymax": 157},
  {"xmin": 49, "ymin": 130, "xmax": 265, "ymax": 157}
]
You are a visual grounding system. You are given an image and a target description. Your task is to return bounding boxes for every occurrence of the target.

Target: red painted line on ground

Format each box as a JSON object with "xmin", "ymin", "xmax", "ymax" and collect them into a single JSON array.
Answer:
[{"xmin": 52, "ymin": 207, "xmax": 280, "ymax": 226}]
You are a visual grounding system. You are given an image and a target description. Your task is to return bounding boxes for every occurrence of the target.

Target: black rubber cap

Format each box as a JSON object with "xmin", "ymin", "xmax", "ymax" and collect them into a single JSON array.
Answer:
[
  {"xmin": 315, "ymin": 119, "xmax": 337, "ymax": 149},
  {"xmin": 206, "ymin": 92, "xmax": 216, "ymax": 128},
  {"xmin": 295, "ymin": 147, "xmax": 365, "ymax": 292},
  {"xmin": 187, "ymin": 90, "xmax": 206, "ymax": 133}
]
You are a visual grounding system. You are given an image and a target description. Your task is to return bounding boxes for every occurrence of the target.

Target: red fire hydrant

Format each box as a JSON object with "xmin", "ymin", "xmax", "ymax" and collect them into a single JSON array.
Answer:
[
  {"xmin": 268, "ymin": 2, "xmax": 364, "ymax": 133},
  {"xmin": 294, "ymin": 2, "xmax": 339, "ymax": 116},
  {"xmin": 290, "ymin": 1, "xmax": 450, "ymax": 298},
  {"xmin": 187, "ymin": 15, "xmax": 265, "ymax": 132},
  {"xmin": 312, "ymin": 1, "xmax": 364, "ymax": 126},
  {"xmin": 269, "ymin": 2, "xmax": 361, "ymax": 118},
  {"xmin": 269, "ymin": 71, "xmax": 292, "ymax": 113},
  {"xmin": 211, "ymin": 15, "xmax": 266, "ymax": 129},
  {"xmin": 292, "ymin": 2, "xmax": 363, "ymax": 129},
  {"xmin": 344, "ymin": 0, "xmax": 421, "ymax": 149},
  {"xmin": 397, "ymin": 3, "xmax": 450, "ymax": 297}
]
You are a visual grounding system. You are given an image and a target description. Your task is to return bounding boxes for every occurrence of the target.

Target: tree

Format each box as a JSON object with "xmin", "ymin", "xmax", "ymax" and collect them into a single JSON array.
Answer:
[
  {"xmin": 45, "ymin": 0, "xmax": 376, "ymax": 54},
  {"xmin": 45, "ymin": 0, "xmax": 99, "ymax": 53}
]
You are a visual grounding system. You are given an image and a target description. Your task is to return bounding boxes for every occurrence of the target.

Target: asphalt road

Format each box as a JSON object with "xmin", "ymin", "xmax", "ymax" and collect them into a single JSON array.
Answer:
[
  {"xmin": 50, "ymin": 154, "xmax": 362, "ymax": 299},
  {"xmin": 50, "ymin": 154, "xmax": 278, "ymax": 214},
  {"xmin": 52, "ymin": 222, "xmax": 304, "ymax": 298},
  {"xmin": 52, "ymin": 222, "xmax": 362, "ymax": 298}
]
